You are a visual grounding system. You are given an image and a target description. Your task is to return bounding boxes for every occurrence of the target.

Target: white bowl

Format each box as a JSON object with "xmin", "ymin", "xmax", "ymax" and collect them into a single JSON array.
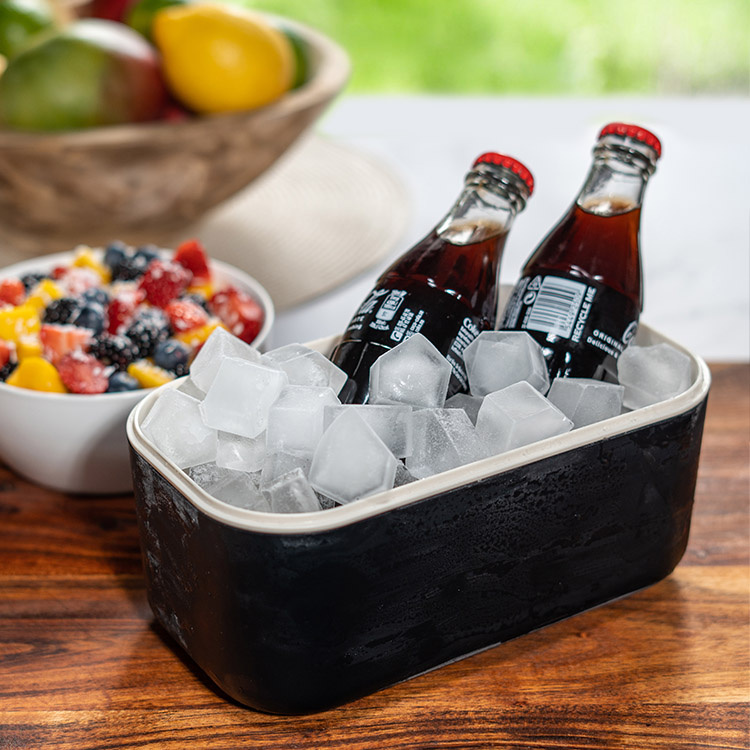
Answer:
[{"xmin": 0, "ymin": 249, "xmax": 274, "ymax": 494}]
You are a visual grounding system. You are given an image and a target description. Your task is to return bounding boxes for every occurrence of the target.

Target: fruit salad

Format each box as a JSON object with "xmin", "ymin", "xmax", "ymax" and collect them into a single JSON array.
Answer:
[{"xmin": 0, "ymin": 239, "xmax": 265, "ymax": 394}]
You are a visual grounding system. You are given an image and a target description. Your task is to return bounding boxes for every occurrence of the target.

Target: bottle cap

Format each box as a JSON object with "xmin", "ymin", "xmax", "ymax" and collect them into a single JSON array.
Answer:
[
  {"xmin": 598, "ymin": 122, "xmax": 661, "ymax": 158},
  {"xmin": 473, "ymin": 152, "xmax": 534, "ymax": 195}
]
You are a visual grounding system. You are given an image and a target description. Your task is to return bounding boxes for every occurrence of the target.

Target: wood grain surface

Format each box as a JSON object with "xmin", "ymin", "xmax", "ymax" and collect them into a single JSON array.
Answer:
[{"xmin": 1, "ymin": 363, "xmax": 748, "ymax": 749}]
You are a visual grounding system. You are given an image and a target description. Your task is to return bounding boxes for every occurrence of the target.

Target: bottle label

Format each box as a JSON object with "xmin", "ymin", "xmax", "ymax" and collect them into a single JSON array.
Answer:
[
  {"xmin": 501, "ymin": 272, "xmax": 639, "ymax": 377},
  {"xmin": 342, "ymin": 284, "xmax": 485, "ymax": 391}
]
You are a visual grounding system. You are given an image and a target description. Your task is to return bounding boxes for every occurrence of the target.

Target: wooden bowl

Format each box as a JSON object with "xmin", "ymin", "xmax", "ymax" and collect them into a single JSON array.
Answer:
[{"xmin": 0, "ymin": 17, "xmax": 349, "ymax": 250}]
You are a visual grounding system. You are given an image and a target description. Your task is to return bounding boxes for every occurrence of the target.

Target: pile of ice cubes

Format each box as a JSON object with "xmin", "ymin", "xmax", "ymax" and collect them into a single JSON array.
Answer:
[{"xmin": 140, "ymin": 327, "xmax": 693, "ymax": 514}]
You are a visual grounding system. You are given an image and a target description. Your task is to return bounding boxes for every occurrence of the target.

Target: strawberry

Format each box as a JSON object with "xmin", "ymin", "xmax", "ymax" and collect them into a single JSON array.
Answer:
[
  {"xmin": 138, "ymin": 259, "xmax": 191, "ymax": 308},
  {"xmin": 40, "ymin": 324, "xmax": 94, "ymax": 366},
  {"xmin": 173, "ymin": 239, "xmax": 211, "ymax": 284},
  {"xmin": 0, "ymin": 278, "xmax": 25, "ymax": 306},
  {"xmin": 165, "ymin": 298, "xmax": 209, "ymax": 333},
  {"xmin": 106, "ymin": 287, "xmax": 143, "ymax": 335},
  {"xmin": 56, "ymin": 351, "xmax": 109, "ymax": 394},
  {"xmin": 209, "ymin": 286, "xmax": 264, "ymax": 344}
]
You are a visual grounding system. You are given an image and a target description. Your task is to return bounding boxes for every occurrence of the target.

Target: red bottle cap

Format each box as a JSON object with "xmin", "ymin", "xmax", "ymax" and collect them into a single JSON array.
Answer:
[
  {"xmin": 598, "ymin": 122, "xmax": 662, "ymax": 158},
  {"xmin": 473, "ymin": 152, "xmax": 534, "ymax": 195}
]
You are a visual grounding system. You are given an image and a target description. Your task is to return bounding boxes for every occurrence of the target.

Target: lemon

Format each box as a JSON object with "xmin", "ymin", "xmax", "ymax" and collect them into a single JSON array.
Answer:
[{"xmin": 153, "ymin": 4, "xmax": 294, "ymax": 114}]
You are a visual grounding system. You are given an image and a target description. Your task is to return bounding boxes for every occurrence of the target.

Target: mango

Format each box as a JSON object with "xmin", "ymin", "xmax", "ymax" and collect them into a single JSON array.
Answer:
[{"xmin": 0, "ymin": 19, "xmax": 167, "ymax": 131}]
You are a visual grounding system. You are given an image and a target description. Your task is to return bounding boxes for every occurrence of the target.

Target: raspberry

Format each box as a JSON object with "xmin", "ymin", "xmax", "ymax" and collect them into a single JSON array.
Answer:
[
  {"xmin": 174, "ymin": 239, "xmax": 211, "ymax": 283},
  {"xmin": 106, "ymin": 287, "xmax": 143, "ymax": 335},
  {"xmin": 165, "ymin": 298, "xmax": 209, "ymax": 333},
  {"xmin": 124, "ymin": 308, "xmax": 171, "ymax": 357},
  {"xmin": 57, "ymin": 351, "xmax": 109, "ymax": 394},
  {"xmin": 88, "ymin": 334, "xmax": 138, "ymax": 370},
  {"xmin": 138, "ymin": 259, "xmax": 191, "ymax": 308}
]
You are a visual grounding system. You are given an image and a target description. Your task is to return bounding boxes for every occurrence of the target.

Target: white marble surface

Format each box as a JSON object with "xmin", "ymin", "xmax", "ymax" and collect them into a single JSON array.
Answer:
[{"xmin": 272, "ymin": 96, "xmax": 750, "ymax": 362}]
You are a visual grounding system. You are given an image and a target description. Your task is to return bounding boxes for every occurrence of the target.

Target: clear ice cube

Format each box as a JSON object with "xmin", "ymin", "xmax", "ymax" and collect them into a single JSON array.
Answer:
[
  {"xmin": 260, "ymin": 452, "xmax": 312, "ymax": 488},
  {"xmin": 188, "ymin": 326, "xmax": 261, "ymax": 393},
  {"xmin": 463, "ymin": 331, "xmax": 550, "ymax": 396},
  {"xmin": 141, "ymin": 388, "xmax": 217, "ymax": 468},
  {"xmin": 216, "ymin": 430, "xmax": 267, "ymax": 473},
  {"xmin": 309, "ymin": 409, "xmax": 398, "ymax": 504},
  {"xmin": 393, "ymin": 461, "xmax": 418, "ymax": 487},
  {"xmin": 185, "ymin": 463, "xmax": 269, "ymax": 511},
  {"xmin": 369, "ymin": 333, "xmax": 452, "ymax": 408},
  {"xmin": 406, "ymin": 408, "xmax": 484, "ymax": 479},
  {"xmin": 199, "ymin": 358, "xmax": 287, "ymax": 438},
  {"xmin": 617, "ymin": 343, "xmax": 693, "ymax": 409},
  {"xmin": 547, "ymin": 377, "xmax": 624, "ymax": 428},
  {"xmin": 323, "ymin": 404, "xmax": 414, "ymax": 458},
  {"xmin": 266, "ymin": 385, "xmax": 340, "ymax": 457},
  {"xmin": 262, "ymin": 344, "xmax": 347, "ymax": 394},
  {"xmin": 264, "ymin": 467, "xmax": 321, "ymax": 513},
  {"xmin": 444, "ymin": 393, "xmax": 484, "ymax": 425},
  {"xmin": 476, "ymin": 381, "xmax": 573, "ymax": 454}
]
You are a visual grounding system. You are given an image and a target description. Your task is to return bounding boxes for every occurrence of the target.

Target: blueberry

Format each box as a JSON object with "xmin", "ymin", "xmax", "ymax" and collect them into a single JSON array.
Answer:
[
  {"xmin": 103, "ymin": 241, "xmax": 129, "ymax": 272},
  {"xmin": 107, "ymin": 371, "xmax": 140, "ymax": 392},
  {"xmin": 133, "ymin": 244, "xmax": 161, "ymax": 266},
  {"xmin": 81, "ymin": 287, "xmax": 110, "ymax": 307},
  {"xmin": 43, "ymin": 297, "xmax": 82, "ymax": 325},
  {"xmin": 153, "ymin": 339, "xmax": 190, "ymax": 376},
  {"xmin": 111, "ymin": 253, "xmax": 150, "ymax": 282},
  {"xmin": 69, "ymin": 303, "xmax": 106, "ymax": 335},
  {"xmin": 20, "ymin": 272, "xmax": 48, "ymax": 292}
]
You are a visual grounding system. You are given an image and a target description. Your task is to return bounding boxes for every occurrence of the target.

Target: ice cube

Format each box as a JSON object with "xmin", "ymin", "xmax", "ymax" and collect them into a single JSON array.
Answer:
[
  {"xmin": 264, "ymin": 468, "xmax": 321, "ymax": 513},
  {"xmin": 141, "ymin": 388, "xmax": 217, "ymax": 468},
  {"xmin": 617, "ymin": 343, "xmax": 693, "ymax": 409},
  {"xmin": 216, "ymin": 430, "xmax": 267, "ymax": 473},
  {"xmin": 406, "ymin": 408, "xmax": 484, "ymax": 479},
  {"xmin": 463, "ymin": 331, "xmax": 550, "ymax": 396},
  {"xmin": 476, "ymin": 381, "xmax": 573, "ymax": 454},
  {"xmin": 199, "ymin": 358, "xmax": 287, "ymax": 438},
  {"xmin": 309, "ymin": 409, "xmax": 398, "ymax": 504},
  {"xmin": 260, "ymin": 452, "xmax": 312, "ymax": 487},
  {"xmin": 262, "ymin": 344, "xmax": 347, "ymax": 394},
  {"xmin": 266, "ymin": 385, "xmax": 340, "ymax": 457},
  {"xmin": 323, "ymin": 404, "xmax": 414, "ymax": 458},
  {"xmin": 176, "ymin": 376, "xmax": 207, "ymax": 400},
  {"xmin": 185, "ymin": 462, "xmax": 269, "ymax": 510},
  {"xmin": 188, "ymin": 326, "xmax": 261, "ymax": 393},
  {"xmin": 444, "ymin": 393, "xmax": 484, "ymax": 425},
  {"xmin": 393, "ymin": 461, "xmax": 418, "ymax": 487},
  {"xmin": 547, "ymin": 377, "xmax": 625, "ymax": 428},
  {"xmin": 369, "ymin": 333, "xmax": 452, "ymax": 408}
]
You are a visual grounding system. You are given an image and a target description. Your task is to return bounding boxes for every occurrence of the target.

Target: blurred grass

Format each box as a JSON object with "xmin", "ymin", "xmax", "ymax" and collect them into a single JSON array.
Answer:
[{"xmin": 238, "ymin": 0, "xmax": 749, "ymax": 94}]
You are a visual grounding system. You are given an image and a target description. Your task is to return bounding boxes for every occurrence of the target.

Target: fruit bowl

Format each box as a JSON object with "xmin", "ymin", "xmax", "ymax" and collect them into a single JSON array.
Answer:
[
  {"xmin": 0, "ymin": 14, "xmax": 349, "ymax": 251},
  {"xmin": 0, "ymin": 248, "xmax": 274, "ymax": 495}
]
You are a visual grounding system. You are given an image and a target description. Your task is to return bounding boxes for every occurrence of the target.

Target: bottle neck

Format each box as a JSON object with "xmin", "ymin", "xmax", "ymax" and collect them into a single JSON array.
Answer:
[
  {"xmin": 576, "ymin": 138, "xmax": 657, "ymax": 217},
  {"xmin": 435, "ymin": 166, "xmax": 528, "ymax": 245}
]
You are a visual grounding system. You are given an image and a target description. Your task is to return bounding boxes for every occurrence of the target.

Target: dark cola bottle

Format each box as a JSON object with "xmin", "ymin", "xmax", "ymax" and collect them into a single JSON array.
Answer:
[
  {"xmin": 330, "ymin": 152, "xmax": 534, "ymax": 404},
  {"xmin": 500, "ymin": 122, "xmax": 661, "ymax": 381}
]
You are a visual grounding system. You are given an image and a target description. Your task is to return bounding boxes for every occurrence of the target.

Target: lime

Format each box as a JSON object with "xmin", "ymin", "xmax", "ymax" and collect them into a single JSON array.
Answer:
[
  {"xmin": 0, "ymin": 0, "xmax": 58, "ymax": 59},
  {"xmin": 278, "ymin": 24, "xmax": 309, "ymax": 89},
  {"xmin": 125, "ymin": 0, "xmax": 189, "ymax": 42}
]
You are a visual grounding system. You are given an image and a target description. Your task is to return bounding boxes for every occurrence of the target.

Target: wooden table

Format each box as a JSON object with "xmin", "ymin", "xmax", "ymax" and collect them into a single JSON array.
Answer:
[{"xmin": 1, "ymin": 363, "xmax": 748, "ymax": 749}]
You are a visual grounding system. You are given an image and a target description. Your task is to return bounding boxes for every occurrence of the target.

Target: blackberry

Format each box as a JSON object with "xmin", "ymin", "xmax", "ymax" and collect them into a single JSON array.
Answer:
[
  {"xmin": 107, "ymin": 371, "xmax": 140, "ymax": 392},
  {"xmin": 0, "ymin": 360, "xmax": 16, "ymax": 381},
  {"xmin": 124, "ymin": 308, "xmax": 170, "ymax": 357},
  {"xmin": 133, "ymin": 244, "xmax": 161, "ymax": 266},
  {"xmin": 69, "ymin": 302, "xmax": 106, "ymax": 335},
  {"xmin": 111, "ymin": 252, "xmax": 150, "ymax": 282},
  {"xmin": 88, "ymin": 334, "xmax": 138, "ymax": 370},
  {"xmin": 153, "ymin": 339, "xmax": 190, "ymax": 377},
  {"xmin": 20, "ymin": 272, "xmax": 48, "ymax": 292},
  {"xmin": 42, "ymin": 297, "xmax": 81, "ymax": 324}
]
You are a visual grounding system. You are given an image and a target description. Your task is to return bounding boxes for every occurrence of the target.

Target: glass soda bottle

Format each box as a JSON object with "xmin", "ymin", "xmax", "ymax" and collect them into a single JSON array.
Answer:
[
  {"xmin": 330, "ymin": 152, "xmax": 534, "ymax": 404},
  {"xmin": 499, "ymin": 122, "xmax": 661, "ymax": 381}
]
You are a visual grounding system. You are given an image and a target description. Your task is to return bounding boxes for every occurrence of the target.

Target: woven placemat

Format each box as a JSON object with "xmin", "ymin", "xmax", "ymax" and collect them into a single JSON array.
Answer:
[
  {"xmin": 191, "ymin": 135, "xmax": 410, "ymax": 311},
  {"xmin": 0, "ymin": 135, "xmax": 409, "ymax": 312}
]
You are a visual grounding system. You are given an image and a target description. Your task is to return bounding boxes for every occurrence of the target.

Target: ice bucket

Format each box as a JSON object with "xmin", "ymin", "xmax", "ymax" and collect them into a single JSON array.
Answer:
[{"xmin": 126, "ymin": 318, "xmax": 710, "ymax": 714}]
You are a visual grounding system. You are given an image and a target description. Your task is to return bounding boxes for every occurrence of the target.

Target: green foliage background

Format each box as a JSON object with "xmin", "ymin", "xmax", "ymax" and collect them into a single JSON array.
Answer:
[{"xmin": 239, "ymin": 0, "xmax": 749, "ymax": 94}]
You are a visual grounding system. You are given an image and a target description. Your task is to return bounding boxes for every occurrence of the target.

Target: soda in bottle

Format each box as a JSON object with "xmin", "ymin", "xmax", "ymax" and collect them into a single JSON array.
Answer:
[
  {"xmin": 500, "ymin": 122, "xmax": 661, "ymax": 381},
  {"xmin": 329, "ymin": 152, "xmax": 534, "ymax": 404}
]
